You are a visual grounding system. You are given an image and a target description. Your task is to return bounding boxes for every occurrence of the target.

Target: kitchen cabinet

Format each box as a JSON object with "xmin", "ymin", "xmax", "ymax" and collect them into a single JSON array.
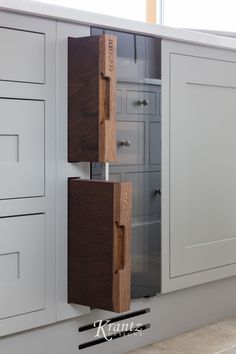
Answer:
[
  {"xmin": 0, "ymin": 11, "xmax": 56, "ymax": 336},
  {"xmin": 1, "ymin": 3, "xmax": 236, "ymax": 348}
]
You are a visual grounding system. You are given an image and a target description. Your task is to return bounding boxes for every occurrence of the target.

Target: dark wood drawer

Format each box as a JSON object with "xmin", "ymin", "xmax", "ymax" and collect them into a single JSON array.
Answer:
[
  {"xmin": 68, "ymin": 179, "xmax": 132, "ymax": 312},
  {"xmin": 68, "ymin": 35, "xmax": 117, "ymax": 163}
]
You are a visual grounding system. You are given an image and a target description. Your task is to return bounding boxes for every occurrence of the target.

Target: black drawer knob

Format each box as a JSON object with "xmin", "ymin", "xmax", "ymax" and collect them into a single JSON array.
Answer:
[{"xmin": 154, "ymin": 188, "xmax": 161, "ymax": 196}]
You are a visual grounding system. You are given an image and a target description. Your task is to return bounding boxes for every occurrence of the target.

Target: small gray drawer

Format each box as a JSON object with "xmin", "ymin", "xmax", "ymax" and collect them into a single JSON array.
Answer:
[
  {"xmin": 114, "ymin": 121, "xmax": 144, "ymax": 165},
  {"xmin": 126, "ymin": 171, "xmax": 161, "ymax": 217},
  {"xmin": 126, "ymin": 90, "xmax": 156, "ymax": 115}
]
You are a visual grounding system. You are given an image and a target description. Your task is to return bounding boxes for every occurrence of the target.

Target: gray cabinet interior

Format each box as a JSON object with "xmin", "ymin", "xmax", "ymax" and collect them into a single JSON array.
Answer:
[
  {"xmin": 90, "ymin": 27, "xmax": 161, "ymax": 81},
  {"xmin": 91, "ymin": 27, "xmax": 161, "ymax": 298}
]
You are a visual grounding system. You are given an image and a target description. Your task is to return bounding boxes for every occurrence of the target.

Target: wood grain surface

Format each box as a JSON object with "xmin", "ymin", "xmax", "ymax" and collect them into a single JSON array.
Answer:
[
  {"xmin": 68, "ymin": 179, "xmax": 132, "ymax": 312},
  {"xmin": 68, "ymin": 35, "xmax": 117, "ymax": 162}
]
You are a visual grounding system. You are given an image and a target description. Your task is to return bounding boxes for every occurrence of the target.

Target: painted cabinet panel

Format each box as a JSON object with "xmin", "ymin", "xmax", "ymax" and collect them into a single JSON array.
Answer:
[
  {"xmin": 0, "ymin": 27, "xmax": 44, "ymax": 83},
  {"xmin": 0, "ymin": 214, "xmax": 45, "ymax": 319},
  {"xmin": 162, "ymin": 40, "xmax": 236, "ymax": 292},
  {"xmin": 0, "ymin": 99, "xmax": 44, "ymax": 199}
]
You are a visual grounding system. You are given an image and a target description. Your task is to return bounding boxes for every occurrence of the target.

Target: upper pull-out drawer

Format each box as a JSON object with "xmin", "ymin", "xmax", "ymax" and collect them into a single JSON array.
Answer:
[
  {"xmin": 0, "ymin": 99, "xmax": 44, "ymax": 199},
  {"xmin": 68, "ymin": 35, "xmax": 117, "ymax": 163},
  {"xmin": 0, "ymin": 27, "xmax": 45, "ymax": 84}
]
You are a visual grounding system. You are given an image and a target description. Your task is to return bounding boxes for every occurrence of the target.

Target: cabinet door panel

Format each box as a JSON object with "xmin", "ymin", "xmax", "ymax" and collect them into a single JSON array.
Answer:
[
  {"xmin": 162, "ymin": 40, "xmax": 236, "ymax": 291},
  {"xmin": 0, "ymin": 27, "xmax": 44, "ymax": 83},
  {"xmin": 0, "ymin": 214, "xmax": 45, "ymax": 319},
  {"xmin": 0, "ymin": 99, "xmax": 44, "ymax": 199}
]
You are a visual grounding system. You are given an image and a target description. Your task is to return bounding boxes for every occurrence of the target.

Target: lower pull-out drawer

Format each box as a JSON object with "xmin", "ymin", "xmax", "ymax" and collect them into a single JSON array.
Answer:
[{"xmin": 68, "ymin": 179, "xmax": 132, "ymax": 313}]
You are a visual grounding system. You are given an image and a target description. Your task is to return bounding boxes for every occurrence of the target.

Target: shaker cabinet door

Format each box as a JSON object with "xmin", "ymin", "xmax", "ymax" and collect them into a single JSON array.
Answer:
[
  {"xmin": 0, "ymin": 99, "xmax": 45, "ymax": 199},
  {"xmin": 162, "ymin": 40, "xmax": 236, "ymax": 292},
  {"xmin": 0, "ymin": 214, "xmax": 45, "ymax": 320}
]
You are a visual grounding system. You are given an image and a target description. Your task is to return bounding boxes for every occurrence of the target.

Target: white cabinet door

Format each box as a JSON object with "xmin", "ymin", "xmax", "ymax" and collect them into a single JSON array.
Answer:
[
  {"xmin": 0, "ymin": 214, "xmax": 45, "ymax": 319},
  {"xmin": 162, "ymin": 40, "xmax": 236, "ymax": 292},
  {"xmin": 0, "ymin": 27, "xmax": 44, "ymax": 83},
  {"xmin": 0, "ymin": 99, "xmax": 44, "ymax": 199}
]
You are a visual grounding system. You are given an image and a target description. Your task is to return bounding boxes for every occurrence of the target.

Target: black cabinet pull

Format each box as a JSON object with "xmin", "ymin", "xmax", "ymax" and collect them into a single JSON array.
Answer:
[{"xmin": 154, "ymin": 188, "xmax": 161, "ymax": 196}]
